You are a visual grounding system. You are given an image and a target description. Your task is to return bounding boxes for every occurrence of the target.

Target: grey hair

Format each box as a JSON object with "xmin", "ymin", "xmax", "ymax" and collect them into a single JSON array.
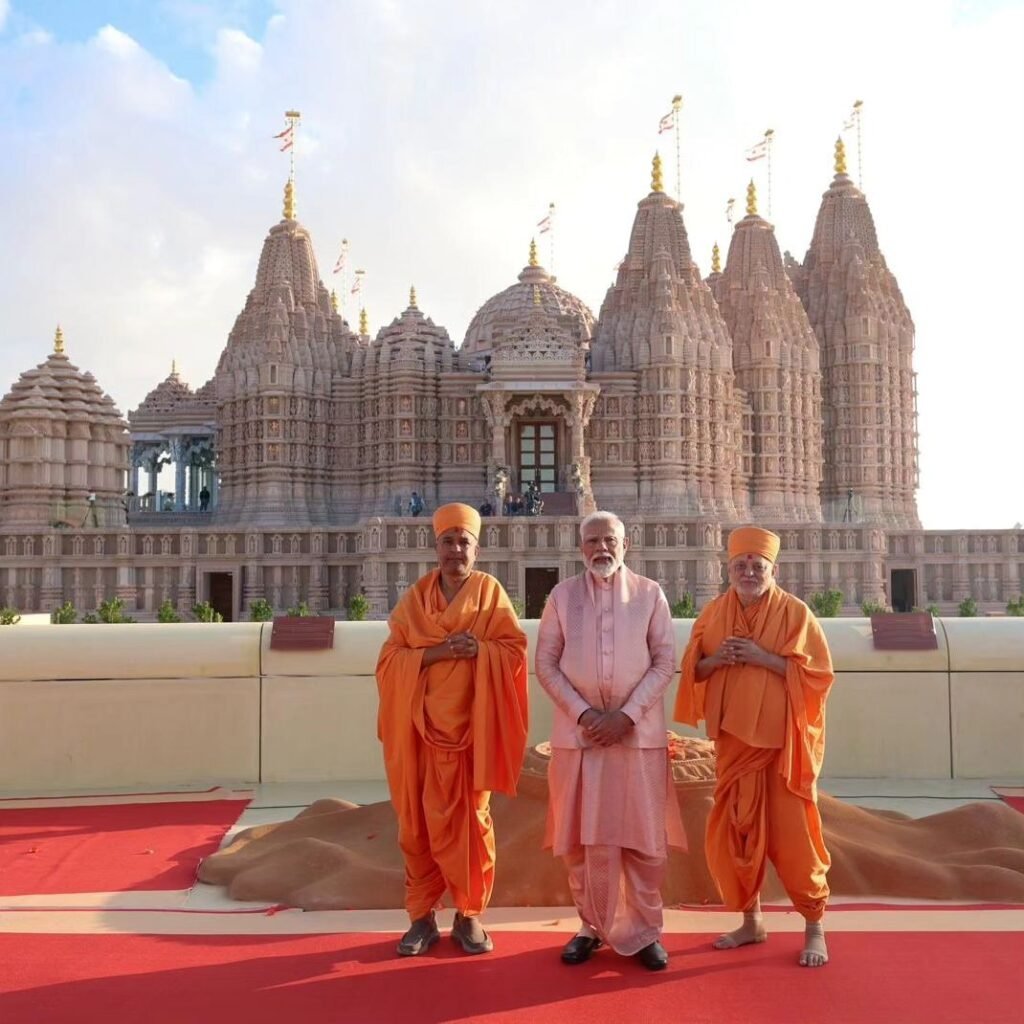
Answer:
[{"xmin": 579, "ymin": 510, "xmax": 626, "ymax": 541}]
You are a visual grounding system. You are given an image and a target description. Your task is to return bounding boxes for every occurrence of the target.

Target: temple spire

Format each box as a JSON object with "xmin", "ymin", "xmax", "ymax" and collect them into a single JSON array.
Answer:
[
  {"xmin": 330, "ymin": 289, "xmax": 339, "ymax": 313},
  {"xmin": 529, "ymin": 238, "xmax": 539, "ymax": 267},
  {"xmin": 53, "ymin": 324, "xmax": 65, "ymax": 355},
  {"xmin": 409, "ymin": 285, "xmax": 418, "ymax": 309},
  {"xmin": 711, "ymin": 243, "xmax": 721, "ymax": 274},
  {"xmin": 171, "ymin": 358, "xmax": 178, "ymax": 376},
  {"xmin": 651, "ymin": 151, "xmax": 664, "ymax": 193},
  {"xmin": 359, "ymin": 307, "xmax": 369, "ymax": 335},
  {"xmin": 834, "ymin": 135, "xmax": 847, "ymax": 175},
  {"xmin": 283, "ymin": 179, "xmax": 296, "ymax": 221},
  {"xmin": 746, "ymin": 179, "xmax": 758, "ymax": 216}
]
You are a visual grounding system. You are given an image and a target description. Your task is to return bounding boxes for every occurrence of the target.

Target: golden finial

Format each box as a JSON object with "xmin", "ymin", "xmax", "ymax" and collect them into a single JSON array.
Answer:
[
  {"xmin": 528, "ymin": 237, "xmax": 539, "ymax": 267},
  {"xmin": 746, "ymin": 179, "xmax": 757, "ymax": 216},
  {"xmin": 359, "ymin": 307, "xmax": 369, "ymax": 335},
  {"xmin": 711, "ymin": 243, "xmax": 721, "ymax": 274},
  {"xmin": 330, "ymin": 289, "xmax": 339, "ymax": 313},
  {"xmin": 171, "ymin": 358, "xmax": 178, "ymax": 375},
  {"xmin": 409, "ymin": 285, "xmax": 418, "ymax": 309},
  {"xmin": 651, "ymin": 152, "xmax": 664, "ymax": 193},
  {"xmin": 672, "ymin": 94, "xmax": 683, "ymax": 112},
  {"xmin": 283, "ymin": 178, "xmax": 296, "ymax": 220},
  {"xmin": 53, "ymin": 324, "xmax": 65, "ymax": 355},
  {"xmin": 532, "ymin": 284, "xmax": 542, "ymax": 306},
  {"xmin": 834, "ymin": 135, "xmax": 847, "ymax": 175}
]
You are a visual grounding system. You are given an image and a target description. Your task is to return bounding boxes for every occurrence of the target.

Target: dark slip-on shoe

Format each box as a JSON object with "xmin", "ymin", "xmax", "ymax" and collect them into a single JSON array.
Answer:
[
  {"xmin": 636, "ymin": 940, "xmax": 669, "ymax": 971},
  {"xmin": 396, "ymin": 912, "xmax": 440, "ymax": 957},
  {"xmin": 561, "ymin": 934, "xmax": 604, "ymax": 965}
]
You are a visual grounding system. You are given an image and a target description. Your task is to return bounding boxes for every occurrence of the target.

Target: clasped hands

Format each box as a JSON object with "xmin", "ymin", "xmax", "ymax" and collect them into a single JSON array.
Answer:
[
  {"xmin": 579, "ymin": 707, "xmax": 634, "ymax": 747},
  {"xmin": 443, "ymin": 631, "xmax": 478, "ymax": 659},
  {"xmin": 714, "ymin": 636, "xmax": 768, "ymax": 667}
]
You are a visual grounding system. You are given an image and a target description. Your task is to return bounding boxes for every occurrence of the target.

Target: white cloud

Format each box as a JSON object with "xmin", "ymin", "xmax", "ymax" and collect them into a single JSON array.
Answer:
[
  {"xmin": 0, "ymin": 0, "xmax": 9, "ymax": 33},
  {"xmin": 0, "ymin": 0, "xmax": 1021, "ymax": 529},
  {"xmin": 213, "ymin": 27, "xmax": 262, "ymax": 74}
]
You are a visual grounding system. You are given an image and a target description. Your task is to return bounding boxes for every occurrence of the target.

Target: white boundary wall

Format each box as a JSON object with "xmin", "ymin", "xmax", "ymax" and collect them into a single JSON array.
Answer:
[{"xmin": 0, "ymin": 619, "xmax": 1021, "ymax": 792}]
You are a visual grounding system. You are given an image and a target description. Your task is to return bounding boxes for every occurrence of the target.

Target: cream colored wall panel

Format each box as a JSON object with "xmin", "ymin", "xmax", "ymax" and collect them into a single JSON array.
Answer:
[
  {"xmin": 944, "ymin": 620, "xmax": 1024, "ymax": 672},
  {"xmin": 814, "ymin": 618, "xmax": 949, "ymax": 673},
  {"xmin": 0, "ymin": 677, "xmax": 259, "ymax": 792},
  {"xmin": 261, "ymin": 621, "xmax": 387, "ymax": 678},
  {"xmin": 260, "ymin": 675, "xmax": 385, "ymax": 782},
  {"xmin": 822, "ymin": 672, "xmax": 951, "ymax": 778},
  {"xmin": 951, "ymin": 671, "xmax": 1024, "ymax": 777},
  {"xmin": 0, "ymin": 623, "xmax": 263, "ymax": 682}
]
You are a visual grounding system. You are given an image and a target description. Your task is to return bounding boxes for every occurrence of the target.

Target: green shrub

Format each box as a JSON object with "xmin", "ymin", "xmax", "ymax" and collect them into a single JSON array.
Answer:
[
  {"xmin": 0, "ymin": 606, "xmax": 21, "ymax": 626},
  {"xmin": 1006, "ymin": 595, "xmax": 1024, "ymax": 617},
  {"xmin": 670, "ymin": 593, "xmax": 697, "ymax": 618},
  {"xmin": 860, "ymin": 599, "xmax": 888, "ymax": 616},
  {"xmin": 958, "ymin": 596, "xmax": 978, "ymax": 618},
  {"xmin": 807, "ymin": 590, "xmax": 843, "ymax": 618},
  {"xmin": 926, "ymin": 603, "xmax": 941, "ymax": 617},
  {"xmin": 98, "ymin": 596, "xmax": 134, "ymax": 624},
  {"xmin": 51, "ymin": 601, "xmax": 78, "ymax": 624},
  {"xmin": 347, "ymin": 593, "xmax": 370, "ymax": 621},
  {"xmin": 157, "ymin": 599, "xmax": 181, "ymax": 623},
  {"xmin": 192, "ymin": 601, "xmax": 223, "ymax": 623},
  {"xmin": 286, "ymin": 601, "xmax": 312, "ymax": 617},
  {"xmin": 248, "ymin": 598, "xmax": 274, "ymax": 621}
]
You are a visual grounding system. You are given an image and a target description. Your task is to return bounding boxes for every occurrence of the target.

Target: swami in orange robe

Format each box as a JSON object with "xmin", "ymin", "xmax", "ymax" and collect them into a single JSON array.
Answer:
[
  {"xmin": 376, "ymin": 502, "xmax": 529, "ymax": 958},
  {"xmin": 676, "ymin": 526, "xmax": 834, "ymax": 967}
]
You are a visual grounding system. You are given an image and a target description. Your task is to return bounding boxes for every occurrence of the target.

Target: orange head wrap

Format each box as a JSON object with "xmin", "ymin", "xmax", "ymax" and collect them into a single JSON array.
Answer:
[
  {"xmin": 432, "ymin": 502, "xmax": 481, "ymax": 540},
  {"xmin": 727, "ymin": 526, "xmax": 781, "ymax": 563}
]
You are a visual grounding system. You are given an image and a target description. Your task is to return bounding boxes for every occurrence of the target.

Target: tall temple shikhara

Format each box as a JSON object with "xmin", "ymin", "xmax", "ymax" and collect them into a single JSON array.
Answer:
[{"xmin": 1, "ymin": 139, "xmax": 1021, "ymax": 621}]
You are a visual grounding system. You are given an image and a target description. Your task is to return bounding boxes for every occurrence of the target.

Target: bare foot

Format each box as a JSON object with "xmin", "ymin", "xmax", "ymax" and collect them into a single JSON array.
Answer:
[
  {"xmin": 799, "ymin": 922, "xmax": 828, "ymax": 967},
  {"xmin": 713, "ymin": 916, "xmax": 767, "ymax": 950}
]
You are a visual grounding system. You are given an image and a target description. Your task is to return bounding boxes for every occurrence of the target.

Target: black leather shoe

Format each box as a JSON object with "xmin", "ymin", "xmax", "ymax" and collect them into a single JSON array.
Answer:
[
  {"xmin": 636, "ymin": 940, "xmax": 669, "ymax": 971},
  {"xmin": 561, "ymin": 934, "xmax": 603, "ymax": 964},
  {"xmin": 451, "ymin": 911, "xmax": 494, "ymax": 954},
  {"xmin": 396, "ymin": 912, "xmax": 440, "ymax": 957}
]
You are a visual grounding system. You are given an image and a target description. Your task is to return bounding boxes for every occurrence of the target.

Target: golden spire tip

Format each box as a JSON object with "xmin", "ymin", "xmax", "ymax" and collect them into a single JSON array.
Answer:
[
  {"xmin": 672, "ymin": 94, "xmax": 683, "ymax": 111},
  {"xmin": 54, "ymin": 324, "xmax": 65, "ymax": 355},
  {"xmin": 330, "ymin": 289, "xmax": 339, "ymax": 313},
  {"xmin": 528, "ymin": 237, "xmax": 539, "ymax": 267},
  {"xmin": 283, "ymin": 178, "xmax": 296, "ymax": 220},
  {"xmin": 651, "ymin": 151, "xmax": 664, "ymax": 193},
  {"xmin": 359, "ymin": 307, "xmax": 369, "ymax": 335},
  {"xmin": 171, "ymin": 358, "xmax": 178, "ymax": 375},
  {"xmin": 834, "ymin": 135, "xmax": 847, "ymax": 175},
  {"xmin": 409, "ymin": 285, "xmax": 418, "ymax": 309},
  {"xmin": 711, "ymin": 243, "xmax": 721, "ymax": 274},
  {"xmin": 746, "ymin": 179, "xmax": 758, "ymax": 216}
]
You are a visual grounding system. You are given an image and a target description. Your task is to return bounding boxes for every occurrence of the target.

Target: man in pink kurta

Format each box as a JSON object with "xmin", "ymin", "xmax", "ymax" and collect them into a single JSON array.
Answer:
[{"xmin": 536, "ymin": 511, "xmax": 683, "ymax": 971}]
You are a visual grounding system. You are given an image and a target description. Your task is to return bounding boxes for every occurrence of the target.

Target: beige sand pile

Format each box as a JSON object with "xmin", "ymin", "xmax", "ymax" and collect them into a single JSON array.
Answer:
[{"xmin": 199, "ymin": 738, "xmax": 1024, "ymax": 908}]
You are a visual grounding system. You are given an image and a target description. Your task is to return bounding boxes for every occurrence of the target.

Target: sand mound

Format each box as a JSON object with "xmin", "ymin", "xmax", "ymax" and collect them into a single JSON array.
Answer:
[{"xmin": 199, "ymin": 738, "xmax": 1024, "ymax": 908}]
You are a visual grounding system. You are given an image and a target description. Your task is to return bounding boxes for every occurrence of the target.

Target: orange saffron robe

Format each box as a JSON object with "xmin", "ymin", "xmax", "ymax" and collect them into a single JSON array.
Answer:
[
  {"xmin": 376, "ymin": 570, "xmax": 529, "ymax": 918},
  {"xmin": 675, "ymin": 584, "xmax": 834, "ymax": 919}
]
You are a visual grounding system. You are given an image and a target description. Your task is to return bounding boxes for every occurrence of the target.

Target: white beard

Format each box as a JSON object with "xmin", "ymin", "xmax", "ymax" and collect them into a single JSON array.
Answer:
[{"xmin": 587, "ymin": 555, "xmax": 622, "ymax": 580}]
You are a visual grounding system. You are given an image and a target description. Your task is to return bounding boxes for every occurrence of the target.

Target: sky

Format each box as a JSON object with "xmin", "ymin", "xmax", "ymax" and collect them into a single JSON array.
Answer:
[{"xmin": 1, "ymin": 0, "xmax": 1021, "ymax": 530}]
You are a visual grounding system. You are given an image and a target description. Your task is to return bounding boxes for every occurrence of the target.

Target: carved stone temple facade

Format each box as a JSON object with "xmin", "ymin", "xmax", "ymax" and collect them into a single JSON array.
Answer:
[{"xmin": 1, "ymin": 144, "xmax": 1021, "ymax": 620}]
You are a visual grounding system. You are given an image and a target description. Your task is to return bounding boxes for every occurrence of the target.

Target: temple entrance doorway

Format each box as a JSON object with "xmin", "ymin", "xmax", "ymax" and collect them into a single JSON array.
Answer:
[
  {"xmin": 890, "ymin": 568, "xmax": 916, "ymax": 613},
  {"xmin": 525, "ymin": 566, "xmax": 559, "ymax": 619},
  {"xmin": 517, "ymin": 422, "xmax": 558, "ymax": 493},
  {"xmin": 207, "ymin": 571, "xmax": 235, "ymax": 622}
]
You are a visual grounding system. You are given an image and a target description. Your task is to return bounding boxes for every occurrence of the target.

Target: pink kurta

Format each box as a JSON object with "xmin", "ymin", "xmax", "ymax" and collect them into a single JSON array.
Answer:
[{"xmin": 536, "ymin": 566, "xmax": 684, "ymax": 955}]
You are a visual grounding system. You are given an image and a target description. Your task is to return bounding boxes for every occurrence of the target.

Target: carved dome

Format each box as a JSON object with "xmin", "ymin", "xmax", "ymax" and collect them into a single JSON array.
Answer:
[
  {"xmin": 461, "ymin": 244, "xmax": 595, "ymax": 359},
  {"xmin": 133, "ymin": 365, "xmax": 194, "ymax": 416},
  {"xmin": 361, "ymin": 290, "xmax": 457, "ymax": 375}
]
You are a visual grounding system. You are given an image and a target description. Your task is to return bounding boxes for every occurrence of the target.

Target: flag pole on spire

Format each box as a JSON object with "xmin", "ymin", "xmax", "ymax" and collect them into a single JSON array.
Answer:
[
  {"xmin": 841, "ymin": 101, "xmax": 864, "ymax": 188},
  {"xmin": 672, "ymin": 94, "xmax": 683, "ymax": 200},
  {"xmin": 764, "ymin": 129, "xmax": 775, "ymax": 218},
  {"xmin": 332, "ymin": 238, "xmax": 350, "ymax": 316},
  {"xmin": 537, "ymin": 203, "xmax": 556, "ymax": 275}
]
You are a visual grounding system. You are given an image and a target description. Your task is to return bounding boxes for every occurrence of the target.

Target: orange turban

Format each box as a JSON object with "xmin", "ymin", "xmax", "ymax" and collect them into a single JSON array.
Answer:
[
  {"xmin": 432, "ymin": 502, "xmax": 481, "ymax": 540},
  {"xmin": 727, "ymin": 526, "xmax": 781, "ymax": 563}
]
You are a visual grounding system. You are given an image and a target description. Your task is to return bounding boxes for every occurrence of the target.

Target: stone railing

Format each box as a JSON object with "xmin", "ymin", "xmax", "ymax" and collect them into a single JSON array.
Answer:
[{"xmin": 0, "ymin": 619, "xmax": 1021, "ymax": 794}]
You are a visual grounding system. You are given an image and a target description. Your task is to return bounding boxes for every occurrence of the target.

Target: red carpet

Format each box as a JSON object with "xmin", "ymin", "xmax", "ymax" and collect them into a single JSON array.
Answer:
[
  {"xmin": 0, "ymin": 799, "xmax": 249, "ymax": 895},
  {"xmin": 996, "ymin": 794, "xmax": 1024, "ymax": 816},
  {"xmin": 0, "ymin": 930, "xmax": 1020, "ymax": 1024}
]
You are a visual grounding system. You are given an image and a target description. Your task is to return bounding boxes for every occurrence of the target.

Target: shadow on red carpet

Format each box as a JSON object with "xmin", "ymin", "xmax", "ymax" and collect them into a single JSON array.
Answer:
[{"xmin": 1, "ymin": 930, "xmax": 1021, "ymax": 1024}]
